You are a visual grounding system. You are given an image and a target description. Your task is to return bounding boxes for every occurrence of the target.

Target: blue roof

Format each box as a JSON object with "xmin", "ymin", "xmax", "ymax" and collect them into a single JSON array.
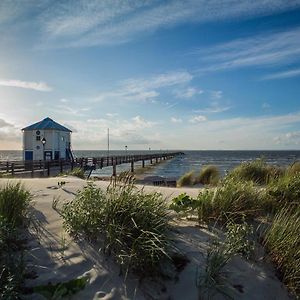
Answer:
[{"xmin": 22, "ymin": 117, "xmax": 72, "ymax": 132}]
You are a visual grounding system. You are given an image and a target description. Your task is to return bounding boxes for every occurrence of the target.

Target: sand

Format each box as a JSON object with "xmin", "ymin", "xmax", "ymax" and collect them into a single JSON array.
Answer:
[{"xmin": 0, "ymin": 177, "xmax": 292, "ymax": 300}]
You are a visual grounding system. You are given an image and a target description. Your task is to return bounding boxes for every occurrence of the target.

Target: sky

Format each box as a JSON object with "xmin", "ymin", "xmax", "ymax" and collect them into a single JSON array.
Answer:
[{"xmin": 1, "ymin": 0, "xmax": 300, "ymax": 150}]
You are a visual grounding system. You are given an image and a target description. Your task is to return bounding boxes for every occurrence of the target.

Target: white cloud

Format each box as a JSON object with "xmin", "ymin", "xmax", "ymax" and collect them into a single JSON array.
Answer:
[
  {"xmin": 194, "ymin": 27, "xmax": 300, "ymax": 74},
  {"xmin": 94, "ymin": 71, "xmax": 192, "ymax": 103},
  {"xmin": 195, "ymin": 105, "xmax": 231, "ymax": 114},
  {"xmin": 211, "ymin": 90, "xmax": 223, "ymax": 99},
  {"xmin": 171, "ymin": 117, "xmax": 182, "ymax": 123},
  {"xmin": 262, "ymin": 68, "xmax": 300, "ymax": 80},
  {"xmin": 189, "ymin": 115, "xmax": 207, "ymax": 123},
  {"xmin": 32, "ymin": 0, "xmax": 300, "ymax": 48},
  {"xmin": 0, "ymin": 79, "xmax": 52, "ymax": 91},
  {"xmin": 60, "ymin": 98, "xmax": 69, "ymax": 103},
  {"xmin": 106, "ymin": 113, "xmax": 119, "ymax": 118},
  {"xmin": 174, "ymin": 87, "xmax": 203, "ymax": 99},
  {"xmin": 274, "ymin": 131, "xmax": 300, "ymax": 146}
]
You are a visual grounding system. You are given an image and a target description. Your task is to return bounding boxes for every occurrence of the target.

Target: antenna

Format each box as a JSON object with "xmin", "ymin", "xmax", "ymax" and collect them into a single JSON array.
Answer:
[{"xmin": 107, "ymin": 128, "xmax": 110, "ymax": 157}]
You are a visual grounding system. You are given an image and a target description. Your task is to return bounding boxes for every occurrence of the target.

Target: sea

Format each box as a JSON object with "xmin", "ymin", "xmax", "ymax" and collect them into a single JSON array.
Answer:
[{"xmin": 1, "ymin": 150, "xmax": 300, "ymax": 179}]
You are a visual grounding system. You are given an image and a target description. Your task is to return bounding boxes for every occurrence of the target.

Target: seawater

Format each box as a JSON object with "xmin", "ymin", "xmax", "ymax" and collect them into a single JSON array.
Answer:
[{"xmin": 1, "ymin": 150, "xmax": 300, "ymax": 179}]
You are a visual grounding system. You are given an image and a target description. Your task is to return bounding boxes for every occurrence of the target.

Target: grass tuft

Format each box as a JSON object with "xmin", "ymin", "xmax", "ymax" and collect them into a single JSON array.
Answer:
[
  {"xmin": 62, "ymin": 174, "xmax": 172, "ymax": 275},
  {"xmin": 177, "ymin": 171, "xmax": 195, "ymax": 187},
  {"xmin": 196, "ymin": 165, "xmax": 220, "ymax": 186},
  {"xmin": 228, "ymin": 159, "xmax": 283, "ymax": 185},
  {"xmin": 264, "ymin": 206, "xmax": 300, "ymax": 296}
]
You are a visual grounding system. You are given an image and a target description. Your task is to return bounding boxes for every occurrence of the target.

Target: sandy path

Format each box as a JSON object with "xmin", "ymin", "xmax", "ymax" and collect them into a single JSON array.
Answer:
[{"xmin": 0, "ymin": 177, "xmax": 292, "ymax": 300}]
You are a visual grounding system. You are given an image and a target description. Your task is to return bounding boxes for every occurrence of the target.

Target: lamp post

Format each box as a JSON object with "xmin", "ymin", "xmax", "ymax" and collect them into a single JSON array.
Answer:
[
  {"xmin": 41, "ymin": 137, "xmax": 46, "ymax": 175},
  {"xmin": 41, "ymin": 137, "xmax": 46, "ymax": 160}
]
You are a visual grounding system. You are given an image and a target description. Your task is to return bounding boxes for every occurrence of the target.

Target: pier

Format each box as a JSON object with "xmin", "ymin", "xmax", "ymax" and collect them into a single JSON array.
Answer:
[{"xmin": 0, "ymin": 152, "xmax": 184, "ymax": 178}]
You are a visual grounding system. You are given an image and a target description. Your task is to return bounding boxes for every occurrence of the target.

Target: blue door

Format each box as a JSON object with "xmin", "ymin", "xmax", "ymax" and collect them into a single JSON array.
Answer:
[{"xmin": 25, "ymin": 151, "xmax": 33, "ymax": 161}]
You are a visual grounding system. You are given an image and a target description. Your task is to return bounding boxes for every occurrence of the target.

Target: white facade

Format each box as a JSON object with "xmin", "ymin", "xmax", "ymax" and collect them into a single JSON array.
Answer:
[{"xmin": 22, "ymin": 118, "xmax": 72, "ymax": 161}]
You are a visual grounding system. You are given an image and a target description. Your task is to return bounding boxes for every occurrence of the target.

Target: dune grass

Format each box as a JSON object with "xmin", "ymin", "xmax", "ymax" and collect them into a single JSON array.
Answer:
[
  {"xmin": 264, "ymin": 206, "xmax": 300, "ymax": 296},
  {"xmin": 0, "ymin": 182, "xmax": 31, "ymax": 298},
  {"xmin": 228, "ymin": 159, "xmax": 283, "ymax": 185},
  {"xmin": 177, "ymin": 171, "xmax": 195, "ymax": 187},
  {"xmin": 196, "ymin": 165, "xmax": 220, "ymax": 186},
  {"xmin": 60, "ymin": 167, "xmax": 85, "ymax": 179},
  {"xmin": 286, "ymin": 161, "xmax": 300, "ymax": 176},
  {"xmin": 62, "ymin": 174, "xmax": 172, "ymax": 275}
]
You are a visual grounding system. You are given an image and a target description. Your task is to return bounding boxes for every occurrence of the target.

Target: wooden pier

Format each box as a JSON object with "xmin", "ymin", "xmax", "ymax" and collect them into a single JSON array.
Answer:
[{"xmin": 0, "ymin": 152, "xmax": 184, "ymax": 178}]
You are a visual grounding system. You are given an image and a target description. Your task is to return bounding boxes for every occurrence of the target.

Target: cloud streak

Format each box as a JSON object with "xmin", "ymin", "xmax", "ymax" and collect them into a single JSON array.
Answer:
[
  {"xmin": 262, "ymin": 68, "xmax": 300, "ymax": 80},
  {"xmin": 4, "ymin": 0, "xmax": 294, "ymax": 48},
  {"xmin": 0, "ymin": 79, "xmax": 52, "ymax": 91},
  {"xmin": 193, "ymin": 27, "xmax": 300, "ymax": 74}
]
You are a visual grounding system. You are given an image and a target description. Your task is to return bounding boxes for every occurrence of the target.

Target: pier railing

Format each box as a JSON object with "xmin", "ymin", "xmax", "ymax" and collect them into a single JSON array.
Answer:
[{"xmin": 0, "ymin": 152, "xmax": 183, "ymax": 178}]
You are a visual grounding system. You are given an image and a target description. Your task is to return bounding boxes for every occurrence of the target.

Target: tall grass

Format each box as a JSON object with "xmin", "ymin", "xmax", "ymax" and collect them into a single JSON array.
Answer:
[
  {"xmin": 228, "ymin": 159, "xmax": 283, "ymax": 185},
  {"xmin": 197, "ymin": 179, "xmax": 261, "ymax": 223},
  {"xmin": 0, "ymin": 182, "xmax": 31, "ymax": 227},
  {"xmin": 0, "ymin": 183, "xmax": 31, "ymax": 298},
  {"xmin": 264, "ymin": 174, "xmax": 300, "ymax": 212},
  {"xmin": 286, "ymin": 161, "xmax": 300, "ymax": 176},
  {"xmin": 62, "ymin": 175, "xmax": 172, "ymax": 275},
  {"xmin": 196, "ymin": 165, "xmax": 220, "ymax": 186},
  {"xmin": 177, "ymin": 171, "xmax": 195, "ymax": 187},
  {"xmin": 264, "ymin": 206, "xmax": 300, "ymax": 297}
]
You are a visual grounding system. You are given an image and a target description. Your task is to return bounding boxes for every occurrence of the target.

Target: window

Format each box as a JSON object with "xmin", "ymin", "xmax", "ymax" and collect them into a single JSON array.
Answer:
[
  {"xmin": 36, "ymin": 135, "xmax": 41, "ymax": 141},
  {"xmin": 36, "ymin": 130, "xmax": 40, "ymax": 135}
]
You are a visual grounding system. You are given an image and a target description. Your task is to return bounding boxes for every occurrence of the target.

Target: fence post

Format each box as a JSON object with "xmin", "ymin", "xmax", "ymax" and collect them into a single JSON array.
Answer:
[
  {"xmin": 47, "ymin": 161, "xmax": 50, "ymax": 177},
  {"xmin": 142, "ymin": 160, "xmax": 145, "ymax": 168},
  {"xmin": 6, "ymin": 161, "xmax": 9, "ymax": 173},
  {"xmin": 131, "ymin": 160, "xmax": 134, "ymax": 173},
  {"xmin": 112, "ymin": 159, "xmax": 116, "ymax": 177},
  {"xmin": 60, "ymin": 160, "xmax": 63, "ymax": 173},
  {"xmin": 71, "ymin": 160, "xmax": 74, "ymax": 171},
  {"xmin": 100, "ymin": 158, "xmax": 103, "ymax": 169},
  {"xmin": 11, "ymin": 163, "xmax": 14, "ymax": 176},
  {"xmin": 150, "ymin": 156, "xmax": 153, "ymax": 164}
]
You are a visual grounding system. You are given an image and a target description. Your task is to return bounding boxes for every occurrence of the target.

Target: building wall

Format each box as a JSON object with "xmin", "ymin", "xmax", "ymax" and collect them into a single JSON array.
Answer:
[{"xmin": 23, "ymin": 129, "xmax": 71, "ymax": 160}]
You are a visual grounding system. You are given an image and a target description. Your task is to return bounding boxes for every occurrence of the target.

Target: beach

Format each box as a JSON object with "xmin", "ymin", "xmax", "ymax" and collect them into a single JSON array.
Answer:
[{"xmin": 0, "ymin": 176, "xmax": 291, "ymax": 300}]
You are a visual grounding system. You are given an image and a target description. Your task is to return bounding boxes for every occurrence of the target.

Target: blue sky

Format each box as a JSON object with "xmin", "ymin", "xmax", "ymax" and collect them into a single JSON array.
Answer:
[{"xmin": 1, "ymin": 0, "xmax": 300, "ymax": 150}]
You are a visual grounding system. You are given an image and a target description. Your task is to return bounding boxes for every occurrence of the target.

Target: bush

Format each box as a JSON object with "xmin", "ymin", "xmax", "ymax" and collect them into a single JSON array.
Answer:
[
  {"xmin": 264, "ymin": 206, "xmax": 300, "ymax": 297},
  {"xmin": 177, "ymin": 171, "xmax": 195, "ymax": 187},
  {"xmin": 196, "ymin": 165, "xmax": 220, "ymax": 186},
  {"xmin": 0, "ymin": 182, "xmax": 31, "ymax": 227},
  {"xmin": 62, "ymin": 177, "xmax": 172, "ymax": 275},
  {"xmin": 264, "ymin": 174, "xmax": 300, "ymax": 212},
  {"xmin": 62, "ymin": 167, "xmax": 85, "ymax": 179},
  {"xmin": 228, "ymin": 159, "xmax": 283, "ymax": 185}
]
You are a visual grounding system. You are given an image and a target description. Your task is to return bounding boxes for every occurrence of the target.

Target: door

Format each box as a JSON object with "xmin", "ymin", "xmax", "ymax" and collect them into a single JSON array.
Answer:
[{"xmin": 25, "ymin": 151, "xmax": 33, "ymax": 161}]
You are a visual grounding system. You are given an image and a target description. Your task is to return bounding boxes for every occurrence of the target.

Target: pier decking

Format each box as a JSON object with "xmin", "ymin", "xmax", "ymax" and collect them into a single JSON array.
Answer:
[{"xmin": 0, "ymin": 152, "xmax": 184, "ymax": 178}]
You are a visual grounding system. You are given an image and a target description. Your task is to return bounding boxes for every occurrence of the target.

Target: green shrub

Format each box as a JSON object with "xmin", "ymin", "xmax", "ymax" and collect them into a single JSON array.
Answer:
[
  {"xmin": 264, "ymin": 206, "xmax": 300, "ymax": 297},
  {"xmin": 197, "ymin": 179, "xmax": 261, "ymax": 223},
  {"xmin": 177, "ymin": 171, "xmax": 195, "ymax": 187},
  {"xmin": 196, "ymin": 165, "xmax": 220, "ymax": 185},
  {"xmin": 264, "ymin": 174, "xmax": 300, "ymax": 212},
  {"xmin": 286, "ymin": 161, "xmax": 300, "ymax": 176},
  {"xmin": 228, "ymin": 159, "xmax": 283, "ymax": 185},
  {"xmin": 225, "ymin": 220, "xmax": 254, "ymax": 259},
  {"xmin": 62, "ymin": 177, "xmax": 171, "ymax": 275},
  {"xmin": 63, "ymin": 167, "xmax": 85, "ymax": 179},
  {"xmin": 0, "ymin": 182, "xmax": 31, "ymax": 227}
]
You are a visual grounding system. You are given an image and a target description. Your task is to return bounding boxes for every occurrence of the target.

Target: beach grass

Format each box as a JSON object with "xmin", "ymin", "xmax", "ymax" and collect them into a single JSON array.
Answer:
[
  {"xmin": 195, "ymin": 165, "xmax": 220, "ymax": 186},
  {"xmin": 177, "ymin": 171, "xmax": 195, "ymax": 187},
  {"xmin": 62, "ymin": 174, "xmax": 172, "ymax": 275},
  {"xmin": 228, "ymin": 159, "xmax": 283, "ymax": 185},
  {"xmin": 264, "ymin": 206, "xmax": 300, "ymax": 296}
]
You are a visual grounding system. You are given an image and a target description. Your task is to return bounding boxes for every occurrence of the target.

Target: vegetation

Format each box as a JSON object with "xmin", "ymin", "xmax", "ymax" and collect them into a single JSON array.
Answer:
[
  {"xmin": 62, "ymin": 175, "xmax": 172, "ymax": 275},
  {"xmin": 60, "ymin": 167, "xmax": 85, "ymax": 179},
  {"xmin": 286, "ymin": 161, "xmax": 300, "ymax": 176},
  {"xmin": 0, "ymin": 183, "xmax": 31, "ymax": 299},
  {"xmin": 177, "ymin": 171, "xmax": 195, "ymax": 187},
  {"xmin": 196, "ymin": 165, "xmax": 220, "ymax": 186},
  {"xmin": 264, "ymin": 206, "xmax": 300, "ymax": 296},
  {"xmin": 228, "ymin": 159, "xmax": 283, "ymax": 185}
]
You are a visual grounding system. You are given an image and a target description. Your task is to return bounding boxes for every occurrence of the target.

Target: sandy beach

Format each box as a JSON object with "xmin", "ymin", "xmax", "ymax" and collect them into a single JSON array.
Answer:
[{"xmin": 0, "ymin": 177, "xmax": 292, "ymax": 300}]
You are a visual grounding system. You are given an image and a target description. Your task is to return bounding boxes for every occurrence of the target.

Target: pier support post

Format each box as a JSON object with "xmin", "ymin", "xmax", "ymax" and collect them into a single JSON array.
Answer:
[
  {"xmin": 150, "ymin": 157, "xmax": 153, "ymax": 164},
  {"xmin": 131, "ymin": 160, "xmax": 134, "ymax": 173},
  {"xmin": 142, "ymin": 160, "xmax": 145, "ymax": 168},
  {"xmin": 11, "ymin": 163, "xmax": 14, "ymax": 176},
  {"xmin": 156, "ymin": 157, "xmax": 158, "ymax": 163},
  {"xmin": 100, "ymin": 158, "xmax": 103, "ymax": 169}
]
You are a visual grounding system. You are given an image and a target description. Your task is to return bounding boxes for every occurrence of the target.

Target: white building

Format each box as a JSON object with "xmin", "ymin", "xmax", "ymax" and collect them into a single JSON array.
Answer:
[{"xmin": 22, "ymin": 117, "xmax": 73, "ymax": 161}]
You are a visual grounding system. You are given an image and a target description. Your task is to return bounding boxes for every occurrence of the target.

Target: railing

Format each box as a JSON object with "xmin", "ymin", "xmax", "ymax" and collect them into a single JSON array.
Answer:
[{"xmin": 0, "ymin": 152, "xmax": 184, "ymax": 178}]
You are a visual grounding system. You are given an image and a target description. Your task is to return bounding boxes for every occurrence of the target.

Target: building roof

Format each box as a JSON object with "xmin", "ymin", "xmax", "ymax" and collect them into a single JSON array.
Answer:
[{"xmin": 22, "ymin": 117, "xmax": 72, "ymax": 132}]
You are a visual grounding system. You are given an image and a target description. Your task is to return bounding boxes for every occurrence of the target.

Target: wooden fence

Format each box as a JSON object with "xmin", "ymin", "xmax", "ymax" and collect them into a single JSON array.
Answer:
[{"xmin": 0, "ymin": 152, "xmax": 183, "ymax": 178}]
